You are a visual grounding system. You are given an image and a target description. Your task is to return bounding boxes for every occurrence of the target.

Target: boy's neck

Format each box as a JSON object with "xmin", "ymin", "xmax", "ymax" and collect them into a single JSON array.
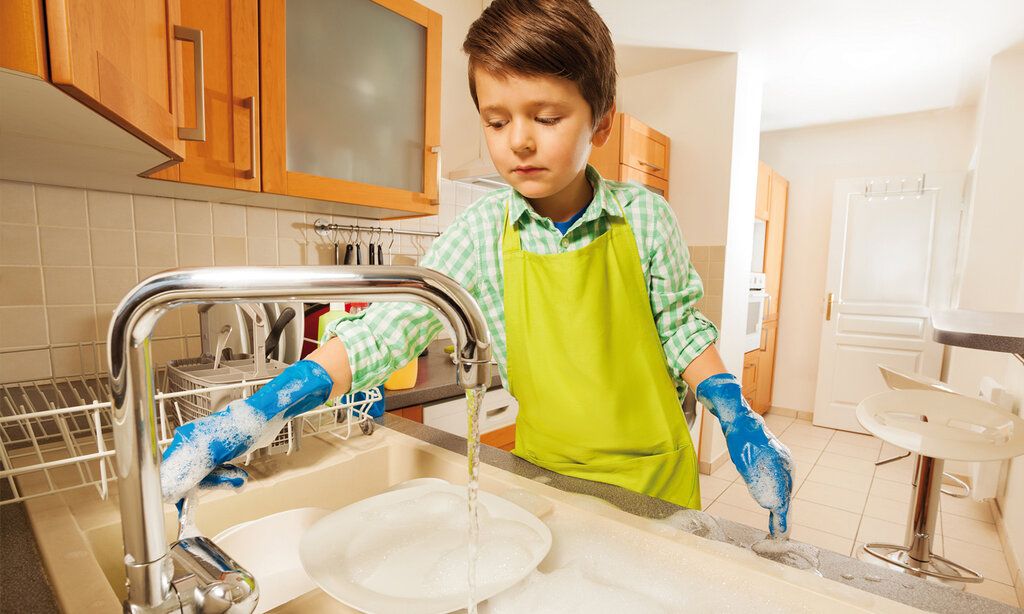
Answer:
[{"xmin": 526, "ymin": 167, "xmax": 593, "ymax": 222}]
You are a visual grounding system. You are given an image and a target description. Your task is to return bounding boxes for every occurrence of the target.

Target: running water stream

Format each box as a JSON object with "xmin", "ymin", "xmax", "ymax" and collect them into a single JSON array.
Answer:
[{"xmin": 465, "ymin": 385, "xmax": 487, "ymax": 614}]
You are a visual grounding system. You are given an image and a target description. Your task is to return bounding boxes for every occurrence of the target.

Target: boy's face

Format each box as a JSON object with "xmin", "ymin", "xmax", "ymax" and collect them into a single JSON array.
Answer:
[{"xmin": 475, "ymin": 70, "xmax": 614, "ymax": 201}]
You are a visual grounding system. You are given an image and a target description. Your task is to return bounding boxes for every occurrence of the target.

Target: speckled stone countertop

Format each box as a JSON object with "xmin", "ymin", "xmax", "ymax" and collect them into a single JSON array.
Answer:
[
  {"xmin": 383, "ymin": 339, "xmax": 503, "ymax": 410},
  {"xmin": 3, "ymin": 405, "xmax": 1018, "ymax": 612}
]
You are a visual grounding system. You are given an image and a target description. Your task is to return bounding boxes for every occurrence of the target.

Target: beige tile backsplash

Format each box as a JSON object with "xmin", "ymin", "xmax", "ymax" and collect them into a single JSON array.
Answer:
[
  {"xmin": 0, "ymin": 178, "xmax": 468, "ymax": 384},
  {"xmin": 689, "ymin": 244, "xmax": 725, "ymax": 327},
  {"xmin": 1, "ymin": 178, "xmax": 718, "ymax": 384}
]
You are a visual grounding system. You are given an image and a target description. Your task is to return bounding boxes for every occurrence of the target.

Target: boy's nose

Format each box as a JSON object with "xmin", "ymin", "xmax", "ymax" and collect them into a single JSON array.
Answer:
[{"xmin": 509, "ymin": 121, "xmax": 535, "ymax": 153}]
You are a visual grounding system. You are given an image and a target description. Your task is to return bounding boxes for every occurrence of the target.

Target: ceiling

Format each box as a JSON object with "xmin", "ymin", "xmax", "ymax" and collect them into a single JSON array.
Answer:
[{"xmin": 597, "ymin": 0, "xmax": 1024, "ymax": 131}]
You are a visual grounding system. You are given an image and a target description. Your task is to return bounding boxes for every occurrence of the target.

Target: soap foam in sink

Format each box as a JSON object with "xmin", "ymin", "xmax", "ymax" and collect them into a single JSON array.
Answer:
[
  {"xmin": 482, "ymin": 511, "xmax": 819, "ymax": 614},
  {"xmin": 341, "ymin": 490, "xmax": 544, "ymax": 600},
  {"xmin": 751, "ymin": 536, "xmax": 820, "ymax": 573}
]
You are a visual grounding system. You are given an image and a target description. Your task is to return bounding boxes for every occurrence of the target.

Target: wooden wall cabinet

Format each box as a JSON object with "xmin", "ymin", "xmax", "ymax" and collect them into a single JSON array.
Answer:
[
  {"xmin": 589, "ymin": 113, "xmax": 671, "ymax": 199},
  {"xmin": 259, "ymin": 0, "xmax": 441, "ymax": 216},
  {"xmin": 747, "ymin": 162, "xmax": 789, "ymax": 414},
  {"xmin": 44, "ymin": 0, "xmax": 188, "ymax": 160},
  {"xmin": 149, "ymin": 0, "xmax": 261, "ymax": 191},
  {"xmin": 0, "ymin": 0, "xmax": 48, "ymax": 79}
]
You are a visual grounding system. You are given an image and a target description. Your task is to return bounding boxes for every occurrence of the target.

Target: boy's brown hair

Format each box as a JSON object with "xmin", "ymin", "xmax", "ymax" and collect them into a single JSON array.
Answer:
[{"xmin": 463, "ymin": 0, "xmax": 616, "ymax": 129}]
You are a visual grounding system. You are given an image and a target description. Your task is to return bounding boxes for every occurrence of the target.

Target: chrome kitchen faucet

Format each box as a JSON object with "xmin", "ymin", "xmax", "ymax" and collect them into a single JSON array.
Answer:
[{"xmin": 108, "ymin": 266, "xmax": 492, "ymax": 613}]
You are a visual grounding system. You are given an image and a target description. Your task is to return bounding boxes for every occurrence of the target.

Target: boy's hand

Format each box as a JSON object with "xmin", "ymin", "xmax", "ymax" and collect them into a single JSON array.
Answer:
[
  {"xmin": 696, "ymin": 373, "xmax": 794, "ymax": 536},
  {"xmin": 159, "ymin": 360, "xmax": 334, "ymax": 504}
]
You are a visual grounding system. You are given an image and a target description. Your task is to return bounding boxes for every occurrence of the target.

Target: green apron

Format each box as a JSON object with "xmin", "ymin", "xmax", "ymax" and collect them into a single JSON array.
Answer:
[{"xmin": 503, "ymin": 196, "xmax": 701, "ymax": 509}]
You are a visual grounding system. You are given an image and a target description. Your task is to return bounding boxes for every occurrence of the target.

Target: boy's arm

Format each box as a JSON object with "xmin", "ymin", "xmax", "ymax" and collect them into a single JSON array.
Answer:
[
  {"xmin": 160, "ymin": 214, "xmax": 481, "ymax": 504},
  {"xmin": 646, "ymin": 197, "xmax": 719, "ymax": 378},
  {"xmin": 318, "ymin": 214, "xmax": 481, "ymax": 393},
  {"xmin": 646, "ymin": 197, "xmax": 792, "ymax": 536}
]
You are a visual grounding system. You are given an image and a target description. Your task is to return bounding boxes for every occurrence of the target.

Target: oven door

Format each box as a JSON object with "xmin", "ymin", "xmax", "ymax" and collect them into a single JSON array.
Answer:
[{"xmin": 745, "ymin": 291, "xmax": 767, "ymax": 352}]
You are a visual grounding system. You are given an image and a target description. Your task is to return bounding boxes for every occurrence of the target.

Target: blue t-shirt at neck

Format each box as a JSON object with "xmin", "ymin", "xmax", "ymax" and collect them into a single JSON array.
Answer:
[{"xmin": 551, "ymin": 204, "xmax": 590, "ymax": 236}]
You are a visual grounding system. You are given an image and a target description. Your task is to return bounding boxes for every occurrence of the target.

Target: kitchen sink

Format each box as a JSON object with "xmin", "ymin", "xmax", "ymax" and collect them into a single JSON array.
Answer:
[{"xmin": 21, "ymin": 419, "xmax": 922, "ymax": 613}]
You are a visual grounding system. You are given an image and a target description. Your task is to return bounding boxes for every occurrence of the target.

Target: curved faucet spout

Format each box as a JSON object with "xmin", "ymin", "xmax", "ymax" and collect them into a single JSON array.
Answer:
[{"xmin": 108, "ymin": 266, "xmax": 491, "ymax": 612}]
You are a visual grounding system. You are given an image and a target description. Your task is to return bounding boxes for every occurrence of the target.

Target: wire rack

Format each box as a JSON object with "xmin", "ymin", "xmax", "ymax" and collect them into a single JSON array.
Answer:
[{"xmin": 0, "ymin": 340, "xmax": 381, "ymax": 507}]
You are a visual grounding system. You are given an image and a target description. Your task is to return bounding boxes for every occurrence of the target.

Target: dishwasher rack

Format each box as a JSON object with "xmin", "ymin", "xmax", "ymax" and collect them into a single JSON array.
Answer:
[{"xmin": 0, "ymin": 341, "xmax": 380, "ymax": 507}]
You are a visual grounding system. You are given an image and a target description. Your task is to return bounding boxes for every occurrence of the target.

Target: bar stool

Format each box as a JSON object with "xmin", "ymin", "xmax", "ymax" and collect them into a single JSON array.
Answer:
[
  {"xmin": 876, "ymin": 366, "xmax": 971, "ymax": 498},
  {"xmin": 856, "ymin": 388, "xmax": 1024, "ymax": 584}
]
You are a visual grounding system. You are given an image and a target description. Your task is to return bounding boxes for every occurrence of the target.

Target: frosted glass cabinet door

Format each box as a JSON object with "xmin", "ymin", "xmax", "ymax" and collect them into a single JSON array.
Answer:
[{"xmin": 260, "ymin": 0, "xmax": 441, "ymax": 215}]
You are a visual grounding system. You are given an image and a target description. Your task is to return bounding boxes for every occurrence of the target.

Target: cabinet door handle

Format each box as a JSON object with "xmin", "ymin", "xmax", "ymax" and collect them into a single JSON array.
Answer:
[
  {"xmin": 825, "ymin": 292, "xmax": 834, "ymax": 321},
  {"xmin": 485, "ymin": 405, "xmax": 509, "ymax": 419},
  {"xmin": 174, "ymin": 25, "xmax": 206, "ymax": 142},
  {"xmin": 244, "ymin": 96, "xmax": 257, "ymax": 180},
  {"xmin": 639, "ymin": 159, "xmax": 663, "ymax": 172}
]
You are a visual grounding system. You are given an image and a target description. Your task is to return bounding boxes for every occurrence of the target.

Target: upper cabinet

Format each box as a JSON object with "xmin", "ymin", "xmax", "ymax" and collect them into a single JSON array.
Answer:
[
  {"xmin": 0, "ymin": 0, "xmax": 48, "ymax": 79},
  {"xmin": 755, "ymin": 161, "xmax": 771, "ymax": 220},
  {"xmin": 149, "ymin": 0, "xmax": 261, "ymax": 191},
  {"xmin": 44, "ymin": 0, "xmax": 187, "ymax": 160},
  {"xmin": 259, "ymin": 0, "xmax": 442, "ymax": 215},
  {"xmin": 0, "ymin": 0, "xmax": 443, "ymax": 219},
  {"xmin": 589, "ymin": 113, "xmax": 670, "ymax": 199},
  {"xmin": 763, "ymin": 168, "xmax": 788, "ymax": 321}
]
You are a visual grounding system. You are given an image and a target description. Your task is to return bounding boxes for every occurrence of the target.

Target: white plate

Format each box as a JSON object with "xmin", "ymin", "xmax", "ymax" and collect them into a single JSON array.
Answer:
[
  {"xmin": 214, "ymin": 507, "xmax": 331, "ymax": 614},
  {"xmin": 299, "ymin": 481, "xmax": 552, "ymax": 614}
]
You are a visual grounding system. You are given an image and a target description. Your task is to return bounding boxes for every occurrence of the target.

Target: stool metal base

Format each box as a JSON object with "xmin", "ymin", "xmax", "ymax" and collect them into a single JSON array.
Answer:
[{"xmin": 863, "ymin": 543, "xmax": 983, "ymax": 584}]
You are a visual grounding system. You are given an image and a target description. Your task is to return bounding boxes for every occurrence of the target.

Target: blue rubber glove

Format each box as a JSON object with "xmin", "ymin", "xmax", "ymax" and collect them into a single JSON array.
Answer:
[
  {"xmin": 160, "ymin": 360, "xmax": 334, "ymax": 504},
  {"xmin": 696, "ymin": 373, "xmax": 794, "ymax": 536}
]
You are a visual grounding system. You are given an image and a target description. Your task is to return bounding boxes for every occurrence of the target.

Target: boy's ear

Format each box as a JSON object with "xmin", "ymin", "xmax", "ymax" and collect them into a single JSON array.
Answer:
[{"xmin": 591, "ymin": 102, "xmax": 617, "ymax": 148}]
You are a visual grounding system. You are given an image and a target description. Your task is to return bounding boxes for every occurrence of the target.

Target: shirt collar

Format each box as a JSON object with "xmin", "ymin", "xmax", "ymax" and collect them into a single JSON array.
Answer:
[{"xmin": 507, "ymin": 164, "xmax": 622, "ymax": 228}]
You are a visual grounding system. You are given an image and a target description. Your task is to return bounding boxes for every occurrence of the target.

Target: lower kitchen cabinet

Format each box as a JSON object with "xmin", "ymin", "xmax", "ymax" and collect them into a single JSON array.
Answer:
[
  {"xmin": 410, "ymin": 387, "xmax": 518, "ymax": 451},
  {"xmin": 480, "ymin": 423, "xmax": 516, "ymax": 452},
  {"xmin": 391, "ymin": 404, "xmax": 423, "ymax": 423}
]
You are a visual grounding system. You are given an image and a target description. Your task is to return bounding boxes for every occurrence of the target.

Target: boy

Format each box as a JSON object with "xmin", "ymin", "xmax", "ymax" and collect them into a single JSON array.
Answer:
[{"xmin": 161, "ymin": 0, "xmax": 793, "ymax": 536}]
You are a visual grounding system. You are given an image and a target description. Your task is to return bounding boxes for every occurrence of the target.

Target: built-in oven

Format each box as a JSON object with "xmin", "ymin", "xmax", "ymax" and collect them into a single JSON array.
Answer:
[{"xmin": 746, "ymin": 273, "xmax": 768, "ymax": 352}]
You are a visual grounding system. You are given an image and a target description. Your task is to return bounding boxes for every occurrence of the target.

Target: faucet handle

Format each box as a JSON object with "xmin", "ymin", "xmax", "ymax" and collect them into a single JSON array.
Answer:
[
  {"xmin": 169, "ymin": 536, "xmax": 258, "ymax": 613},
  {"xmin": 170, "ymin": 491, "xmax": 258, "ymax": 613}
]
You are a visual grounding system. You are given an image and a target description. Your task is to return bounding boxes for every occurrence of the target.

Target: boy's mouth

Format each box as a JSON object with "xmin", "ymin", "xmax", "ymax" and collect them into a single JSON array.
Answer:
[{"xmin": 513, "ymin": 166, "xmax": 546, "ymax": 175}]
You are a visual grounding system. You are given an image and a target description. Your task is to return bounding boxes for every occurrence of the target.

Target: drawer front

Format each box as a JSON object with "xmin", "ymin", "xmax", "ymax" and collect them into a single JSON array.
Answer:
[
  {"xmin": 622, "ymin": 116, "xmax": 669, "ymax": 181},
  {"xmin": 423, "ymin": 389, "xmax": 518, "ymax": 437}
]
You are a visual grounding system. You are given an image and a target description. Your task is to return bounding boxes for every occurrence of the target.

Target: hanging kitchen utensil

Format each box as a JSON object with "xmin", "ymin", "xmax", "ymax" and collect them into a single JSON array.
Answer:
[
  {"xmin": 343, "ymin": 227, "xmax": 355, "ymax": 265},
  {"xmin": 354, "ymin": 225, "xmax": 363, "ymax": 265},
  {"xmin": 368, "ymin": 227, "xmax": 376, "ymax": 265},
  {"xmin": 331, "ymin": 225, "xmax": 341, "ymax": 265},
  {"xmin": 387, "ymin": 228, "xmax": 396, "ymax": 265}
]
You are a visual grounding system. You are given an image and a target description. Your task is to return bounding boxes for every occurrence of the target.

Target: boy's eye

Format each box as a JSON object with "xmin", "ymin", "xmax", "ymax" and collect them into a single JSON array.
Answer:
[
  {"xmin": 536, "ymin": 117, "xmax": 561, "ymax": 125},
  {"xmin": 486, "ymin": 120, "xmax": 507, "ymax": 129}
]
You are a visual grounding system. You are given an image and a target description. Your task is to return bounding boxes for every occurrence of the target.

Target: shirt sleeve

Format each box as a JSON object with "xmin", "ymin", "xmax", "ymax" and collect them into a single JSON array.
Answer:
[
  {"xmin": 322, "ymin": 213, "xmax": 480, "ymax": 392},
  {"xmin": 647, "ymin": 197, "xmax": 720, "ymax": 381}
]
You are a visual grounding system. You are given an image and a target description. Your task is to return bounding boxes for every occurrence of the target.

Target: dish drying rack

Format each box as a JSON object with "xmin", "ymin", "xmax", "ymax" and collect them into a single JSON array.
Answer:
[{"xmin": 0, "ymin": 337, "xmax": 381, "ymax": 507}]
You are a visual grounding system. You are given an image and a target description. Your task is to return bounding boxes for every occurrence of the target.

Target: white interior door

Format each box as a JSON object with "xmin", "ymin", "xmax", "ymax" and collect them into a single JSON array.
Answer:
[{"xmin": 813, "ymin": 173, "xmax": 964, "ymax": 432}]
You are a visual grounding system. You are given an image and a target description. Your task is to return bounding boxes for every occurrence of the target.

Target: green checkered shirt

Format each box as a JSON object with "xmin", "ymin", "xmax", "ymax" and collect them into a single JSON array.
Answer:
[{"xmin": 324, "ymin": 165, "xmax": 719, "ymax": 403}]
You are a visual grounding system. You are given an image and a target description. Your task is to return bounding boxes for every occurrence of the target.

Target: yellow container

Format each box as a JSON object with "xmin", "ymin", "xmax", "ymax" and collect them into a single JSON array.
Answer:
[{"xmin": 384, "ymin": 358, "xmax": 418, "ymax": 390}]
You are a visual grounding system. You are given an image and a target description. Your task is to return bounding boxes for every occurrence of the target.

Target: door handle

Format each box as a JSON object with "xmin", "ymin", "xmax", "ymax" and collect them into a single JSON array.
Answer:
[
  {"xmin": 825, "ymin": 292, "xmax": 834, "ymax": 321},
  {"xmin": 244, "ymin": 96, "xmax": 257, "ymax": 180},
  {"xmin": 638, "ymin": 159, "xmax": 663, "ymax": 172},
  {"xmin": 174, "ymin": 26, "xmax": 207, "ymax": 142}
]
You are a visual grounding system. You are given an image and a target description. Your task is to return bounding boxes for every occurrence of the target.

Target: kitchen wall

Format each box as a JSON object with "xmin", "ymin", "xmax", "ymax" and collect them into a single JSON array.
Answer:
[
  {"xmin": 946, "ymin": 46, "xmax": 1024, "ymax": 596},
  {"xmin": 0, "ymin": 178, "xmax": 496, "ymax": 385},
  {"xmin": 759, "ymin": 107, "xmax": 977, "ymax": 413}
]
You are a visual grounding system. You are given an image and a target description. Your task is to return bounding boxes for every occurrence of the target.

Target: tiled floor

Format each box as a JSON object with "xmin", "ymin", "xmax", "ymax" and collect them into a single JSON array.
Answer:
[{"xmin": 700, "ymin": 411, "xmax": 1022, "ymax": 609}]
